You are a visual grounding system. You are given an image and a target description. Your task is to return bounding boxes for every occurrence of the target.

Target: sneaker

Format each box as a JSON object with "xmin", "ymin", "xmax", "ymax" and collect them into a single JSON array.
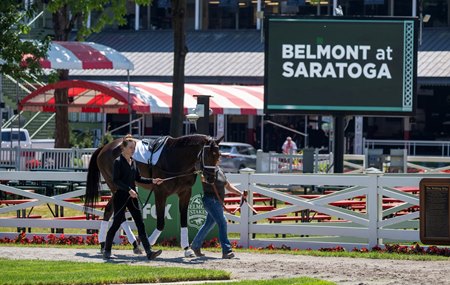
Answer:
[
  {"xmin": 222, "ymin": 252, "xmax": 235, "ymax": 259},
  {"xmin": 193, "ymin": 248, "xmax": 205, "ymax": 257},
  {"xmin": 147, "ymin": 249, "xmax": 162, "ymax": 260},
  {"xmin": 103, "ymin": 250, "xmax": 111, "ymax": 259},
  {"xmin": 133, "ymin": 246, "xmax": 143, "ymax": 254}
]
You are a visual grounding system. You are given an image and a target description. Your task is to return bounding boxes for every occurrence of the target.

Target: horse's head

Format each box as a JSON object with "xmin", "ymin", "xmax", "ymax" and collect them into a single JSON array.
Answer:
[{"xmin": 201, "ymin": 136, "xmax": 223, "ymax": 184}]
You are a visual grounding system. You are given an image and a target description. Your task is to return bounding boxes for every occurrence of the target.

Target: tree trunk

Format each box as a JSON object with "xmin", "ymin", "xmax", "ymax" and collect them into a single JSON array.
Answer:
[
  {"xmin": 169, "ymin": 0, "xmax": 188, "ymax": 138},
  {"xmin": 52, "ymin": 5, "xmax": 71, "ymax": 148},
  {"xmin": 54, "ymin": 70, "xmax": 70, "ymax": 148}
]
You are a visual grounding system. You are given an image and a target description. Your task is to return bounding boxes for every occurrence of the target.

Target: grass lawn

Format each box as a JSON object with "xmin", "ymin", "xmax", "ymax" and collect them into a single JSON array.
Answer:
[
  {"xmin": 0, "ymin": 258, "xmax": 334, "ymax": 285},
  {"xmin": 0, "ymin": 258, "xmax": 229, "ymax": 285}
]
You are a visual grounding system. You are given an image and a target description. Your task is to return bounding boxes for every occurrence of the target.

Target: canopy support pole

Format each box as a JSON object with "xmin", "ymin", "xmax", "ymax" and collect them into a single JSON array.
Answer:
[{"xmin": 127, "ymin": 70, "xmax": 131, "ymax": 134}]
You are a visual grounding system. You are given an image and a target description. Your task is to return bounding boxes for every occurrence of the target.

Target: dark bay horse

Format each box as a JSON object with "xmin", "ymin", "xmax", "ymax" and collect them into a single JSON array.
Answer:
[{"xmin": 84, "ymin": 134, "xmax": 222, "ymax": 257}]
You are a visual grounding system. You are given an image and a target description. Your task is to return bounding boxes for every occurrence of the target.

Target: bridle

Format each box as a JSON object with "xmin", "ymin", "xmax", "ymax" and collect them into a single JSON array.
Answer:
[
  {"xmin": 199, "ymin": 140, "xmax": 220, "ymax": 183},
  {"xmin": 157, "ymin": 138, "xmax": 219, "ymax": 182}
]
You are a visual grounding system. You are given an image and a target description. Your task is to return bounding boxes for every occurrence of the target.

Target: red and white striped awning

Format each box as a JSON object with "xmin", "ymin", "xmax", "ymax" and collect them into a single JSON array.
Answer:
[
  {"xmin": 27, "ymin": 41, "xmax": 134, "ymax": 70},
  {"xmin": 19, "ymin": 80, "xmax": 263, "ymax": 115}
]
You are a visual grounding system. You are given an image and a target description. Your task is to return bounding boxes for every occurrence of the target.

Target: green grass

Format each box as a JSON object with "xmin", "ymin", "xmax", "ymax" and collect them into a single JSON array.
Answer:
[
  {"xmin": 0, "ymin": 257, "xmax": 335, "ymax": 285},
  {"xmin": 0, "ymin": 258, "xmax": 230, "ymax": 285}
]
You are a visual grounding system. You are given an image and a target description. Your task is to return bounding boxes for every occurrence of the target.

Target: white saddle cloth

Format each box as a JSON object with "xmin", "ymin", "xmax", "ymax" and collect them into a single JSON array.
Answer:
[{"xmin": 132, "ymin": 140, "xmax": 165, "ymax": 165}]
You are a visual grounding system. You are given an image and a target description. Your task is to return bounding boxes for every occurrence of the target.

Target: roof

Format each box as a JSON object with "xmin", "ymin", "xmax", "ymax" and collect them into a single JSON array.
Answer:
[
  {"xmin": 19, "ymin": 80, "xmax": 263, "ymax": 115},
  {"xmin": 25, "ymin": 41, "xmax": 134, "ymax": 70},
  {"xmin": 68, "ymin": 28, "xmax": 450, "ymax": 84},
  {"xmin": 70, "ymin": 31, "xmax": 263, "ymax": 82},
  {"xmin": 418, "ymin": 28, "xmax": 450, "ymax": 84}
]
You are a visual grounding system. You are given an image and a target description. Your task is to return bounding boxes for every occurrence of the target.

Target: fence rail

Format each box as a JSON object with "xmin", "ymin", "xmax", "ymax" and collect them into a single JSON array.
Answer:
[
  {"xmin": 2, "ymin": 145, "xmax": 450, "ymax": 175},
  {"xmin": 0, "ymin": 147, "xmax": 95, "ymax": 171},
  {"xmin": 0, "ymin": 171, "xmax": 445, "ymax": 250},
  {"xmin": 364, "ymin": 139, "xmax": 450, "ymax": 156}
]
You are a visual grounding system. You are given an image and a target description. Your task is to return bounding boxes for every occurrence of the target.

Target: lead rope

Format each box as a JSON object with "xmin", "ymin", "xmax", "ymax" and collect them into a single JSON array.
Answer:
[{"xmin": 206, "ymin": 181, "xmax": 257, "ymax": 215}]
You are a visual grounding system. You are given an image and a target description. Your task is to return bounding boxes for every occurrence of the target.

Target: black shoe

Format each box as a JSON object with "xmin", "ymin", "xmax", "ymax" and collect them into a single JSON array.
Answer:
[
  {"xmin": 192, "ymin": 248, "xmax": 205, "ymax": 257},
  {"xmin": 100, "ymin": 242, "xmax": 105, "ymax": 254},
  {"xmin": 146, "ymin": 249, "xmax": 162, "ymax": 260},
  {"xmin": 103, "ymin": 250, "xmax": 111, "ymax": 259},
  {"xmin": 222, "ymin": 251, "xmax": 235, "ymax": 259},
  {"xmin": 133, "ymin": 246, "xmax": 143, "ymax": 254}
]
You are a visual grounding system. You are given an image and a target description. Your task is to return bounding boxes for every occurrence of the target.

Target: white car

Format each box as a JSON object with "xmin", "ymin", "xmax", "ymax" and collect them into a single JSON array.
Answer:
[
  {"xmin": 1, "ymin": 128, "xmax": 32, "ymax": 148},
  {"xmin": 1, "ymin": 128, "xmax": 32, "ymax": 165},
  {"xmin": 219, "ymin": 142, "xmax": 257, "ymax": 173}
]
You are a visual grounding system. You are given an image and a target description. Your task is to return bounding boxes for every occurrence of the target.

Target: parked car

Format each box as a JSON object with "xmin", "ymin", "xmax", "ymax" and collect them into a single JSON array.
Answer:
[
  {"xmin": 0, "ymin": 128, "xmax": 33, "ymax": 166},
  {"xmin": 219, "ymin": 142, "xmax": 257, "ymax": 173},
  {"xmin": 1, "ymin": 128, "xmax": 32, "ymax": 148}
]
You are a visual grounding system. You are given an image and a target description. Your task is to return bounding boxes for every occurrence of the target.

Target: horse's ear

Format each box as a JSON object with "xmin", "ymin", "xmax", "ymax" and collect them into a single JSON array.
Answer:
[{"xmin": 215, "ymin": 136, "xmax": 224, "ymax": 144}]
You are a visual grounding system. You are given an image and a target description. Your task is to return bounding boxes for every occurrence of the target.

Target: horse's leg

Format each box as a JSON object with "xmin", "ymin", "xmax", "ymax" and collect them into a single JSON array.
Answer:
[
  {"xmin": 147, "ymin": 191, "xmax": 166, "ymax": 246},
  {"xmin": 98, "ymin": 152, "xmax": 139, "ymax": 252},
  {"xmin": 98, "ymin": 200, "xmax": 113, "ymax": 253},
  {"xmin": 179, "ymin": 187, "xmax": 194, "ymax": 257}
]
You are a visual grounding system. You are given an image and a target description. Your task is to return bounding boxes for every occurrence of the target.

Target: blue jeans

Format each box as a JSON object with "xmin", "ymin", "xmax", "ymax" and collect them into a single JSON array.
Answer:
[{"xmin": 191, "ymin": 195, "xmax": 232, "ymax": 254}]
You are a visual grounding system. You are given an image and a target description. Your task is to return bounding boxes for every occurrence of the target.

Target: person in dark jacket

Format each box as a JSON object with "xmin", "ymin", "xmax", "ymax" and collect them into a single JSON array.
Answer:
[
  {"xmin": 190, "ymin": 159, "xmax": 244, "ymax": 259},
  {"xmin": 103, "ymin": 135, "xmax": 164, "ymax": 260}
]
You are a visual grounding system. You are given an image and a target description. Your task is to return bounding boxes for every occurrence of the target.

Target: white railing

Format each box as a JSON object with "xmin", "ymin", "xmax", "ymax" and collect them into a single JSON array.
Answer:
[
  {"xmin": 2, "ymin": 145, "xmax": 450, "ymax": 175},
  {"xmin": 0, "ymin": 147, "xmax": 95, "ymax": 171},
  {"xmin": 224, "ymin": 172, "xmax": 430, "ymax": 250},
  {"xmin": 0, "ymin": 171, "xmax": 446, "ymax": 250},
  {"xmin": 258, "ymin": 151, "xmax": 450, "ymax": 175},
  {"xmin": 364, "ymin": 139, "xmax": 450, "ymax": 156}
]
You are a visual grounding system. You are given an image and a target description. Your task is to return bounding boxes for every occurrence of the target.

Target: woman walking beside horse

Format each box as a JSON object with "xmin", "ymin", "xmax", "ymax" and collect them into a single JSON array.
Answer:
[
  {"xmin": 103, "ymin": 135, "xmax": 164, "ymax": 260},
  {"xmin": 85, "ymin": 133, "xmax": 222, "ymax": 258}
]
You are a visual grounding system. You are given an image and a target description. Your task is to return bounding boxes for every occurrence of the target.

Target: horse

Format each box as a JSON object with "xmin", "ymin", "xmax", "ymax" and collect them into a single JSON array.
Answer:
[{"xmin": 84, "ymin": 134, "xmax": 222, "ymax": 257}]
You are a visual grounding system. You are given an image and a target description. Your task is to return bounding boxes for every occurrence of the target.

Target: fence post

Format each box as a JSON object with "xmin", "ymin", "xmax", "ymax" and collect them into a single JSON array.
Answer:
[
  {"xmin": 366, "ymin": 171, "xmax": 382, "ymax": 248},
  {"xmin": 239, "ymin": 168, "xmax": 255, "ymax": 248}
]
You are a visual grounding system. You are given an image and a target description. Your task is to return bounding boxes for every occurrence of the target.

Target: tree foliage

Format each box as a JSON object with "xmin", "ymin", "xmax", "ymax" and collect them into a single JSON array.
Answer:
[
  {"xmin": 44, "ymin": 0, "xmax": 151, "ymax": 147},
  {"xmin": 0, "ymin": 1, "xmax": 50, "ymax": 81}
]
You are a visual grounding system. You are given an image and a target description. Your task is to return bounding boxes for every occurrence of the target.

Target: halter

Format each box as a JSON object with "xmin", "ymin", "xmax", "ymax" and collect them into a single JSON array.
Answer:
[
  {"xmin": 157, "ymin": 139, "xmax": 218, "ymax": 182},
  {"xmin": 199, "ymin": 142, "xmax": 219, "ymax": 183}
]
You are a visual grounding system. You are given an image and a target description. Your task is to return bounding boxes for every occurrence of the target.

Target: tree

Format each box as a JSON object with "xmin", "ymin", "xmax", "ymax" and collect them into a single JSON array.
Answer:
[
  {"xmin": 169, "ymin": 0, "xmax": 187, "ymax": 137},
  {"xmin": 44, "ymin": 0, "xmax": 151, "ymax": 147},
  {"xmin": 0, "ymin": 1, "xmax": 49, "ymax": 82}
]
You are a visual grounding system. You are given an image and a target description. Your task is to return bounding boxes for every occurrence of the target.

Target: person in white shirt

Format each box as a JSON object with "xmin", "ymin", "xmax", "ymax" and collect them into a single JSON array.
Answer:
[{"xmin": 281, "ymin": 136, "xmax": 298, "ymax": 154}]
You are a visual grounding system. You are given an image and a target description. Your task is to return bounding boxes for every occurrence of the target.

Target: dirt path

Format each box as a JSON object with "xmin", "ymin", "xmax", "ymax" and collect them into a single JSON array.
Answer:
[{"xmin": 1, "ymin": 246, "xmax": 449, "ymax": 285}]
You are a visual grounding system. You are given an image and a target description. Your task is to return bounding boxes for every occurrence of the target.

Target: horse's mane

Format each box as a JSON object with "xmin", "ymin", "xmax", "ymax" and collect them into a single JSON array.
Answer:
[{"xmin": 166, "ymin": 134, "xmax": 210, "ymax": 148}]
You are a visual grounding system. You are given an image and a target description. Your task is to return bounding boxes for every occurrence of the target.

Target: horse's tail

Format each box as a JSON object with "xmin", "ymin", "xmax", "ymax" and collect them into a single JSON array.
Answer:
[{"xmin": 84, "ymin": 146, "xmax": 103, "ymax": 211}]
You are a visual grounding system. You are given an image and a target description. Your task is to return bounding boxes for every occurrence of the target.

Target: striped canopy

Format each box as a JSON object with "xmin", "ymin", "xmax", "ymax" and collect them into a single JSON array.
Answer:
[
  {"xmin": 23, "ymin": 41, "xmax": 134, "ymax": 70},
  {"xmin": 19, "ymin": 80, "xmax": 263, "ymax": 115}
]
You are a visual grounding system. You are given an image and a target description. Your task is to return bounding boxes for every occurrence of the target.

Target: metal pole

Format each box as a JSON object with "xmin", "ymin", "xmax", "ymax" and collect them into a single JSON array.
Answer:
[
  {"xmin": 256, "ymin": 0, "xmax": 262, "ymax": 30},
  {"xmin": 16, "ymin": 81, "xmax": 21, "ymax": 170},
  {"xmin": 0, "ymin": 75, "xmax": 3, "ymax": 130},
  {"xmin": 195, "ymin": 0, "xmax": 201, "ymax": 30},
  {"xmin": 127, "ymin": 70, "xmax": 131, "ymax": 134},
  {"xmin": 333, "ymin": 115, "xmax": 345, "ymax": 173},
  {"xmin": 260, "ymin": 115, "xmax": 264, "ymax": 150},
  {"xmin": 304, "ymin": 115, "xmax": 308, "ymax": 147}
]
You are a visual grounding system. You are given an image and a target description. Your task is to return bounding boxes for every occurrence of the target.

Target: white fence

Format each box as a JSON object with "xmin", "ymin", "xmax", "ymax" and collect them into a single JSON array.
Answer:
[
  {"xmin": 0, "ymin": 147, "xmax": 95, "ymax": 171},
  {"xmin": 0, "ymin": 171, "xmax": 446, "ymax": 250},
  {"xmin": 259, "ymin": 151, "xmax": 450, "ymax": 175},
  {"xmin": 364, "ymin": 139, "xmax": 450, "ymax": 156}
]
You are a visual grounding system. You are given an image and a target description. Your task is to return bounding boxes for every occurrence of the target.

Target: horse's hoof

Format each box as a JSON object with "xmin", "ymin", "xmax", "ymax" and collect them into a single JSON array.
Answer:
[{"xmin": 184, "ymin": 248, "xmax": 195, "ymax": 258}]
